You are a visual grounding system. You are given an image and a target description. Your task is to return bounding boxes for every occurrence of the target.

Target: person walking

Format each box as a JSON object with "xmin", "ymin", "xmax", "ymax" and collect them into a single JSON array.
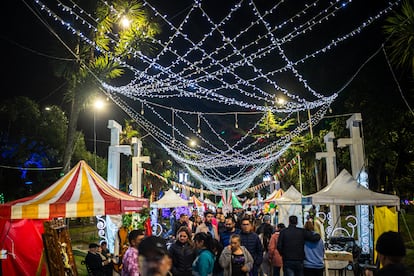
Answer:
[
  {"xmin": 196, "ymin": 210, "xmax": 219, "ymax": 241},
  {"xmin": 303, "ymin": 221, "xmax": 324, "ymax": 276},
  {"xmin": 173, "ymin": 213, "xmax": 189, "ymax": 237},
  {"xmin": 220, "ymin": 216, "xmax": 241, "ymax": 247},
  {"xmin": 219, "ymin": 234, "xmax": 254, "ymax": 276},
  {"xmin": 168, "ymin": 227, "xmax": 196, "ymax": 276},
  {"xmin": 139, "ymin": 236, "xmax": 173, "ymax": 276},
  {"xmin": 239, "ymin": 218, "xmax": 263, "ymax": 276},
  {"xmin": 277, "ymin": 215, "xmax": 320, "ymax": 276},
  {"xmin": 192, "ymin": 232, "xmax": 216, "ymax": 276},
  {"xmin": 268, "ymin": 223, "xmax": 286, "ymax": 276},
  {"xmin": 256, "ymin": 214, "xmax": 274, "ymax": 276},
  {"xmin": 121, "ymin": 229, "xmax": 145, "ymax": 276}
]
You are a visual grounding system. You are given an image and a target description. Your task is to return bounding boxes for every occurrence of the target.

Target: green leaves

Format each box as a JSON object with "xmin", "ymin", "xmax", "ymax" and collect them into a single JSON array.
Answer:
[{"xmin": 383, "ymin": 0, "xmax": 414, "ymax": 75}]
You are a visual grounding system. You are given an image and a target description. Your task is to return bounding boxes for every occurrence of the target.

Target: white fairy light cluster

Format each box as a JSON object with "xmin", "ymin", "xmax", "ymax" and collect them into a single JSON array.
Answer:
[{"xmin": 36, "ymin": 0, "xmax": 400, "ymax": 193}]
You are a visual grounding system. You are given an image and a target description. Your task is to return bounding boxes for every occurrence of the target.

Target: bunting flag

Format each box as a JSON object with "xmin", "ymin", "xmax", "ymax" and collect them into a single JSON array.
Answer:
[
  {"xmin": 143, "ymin": 169, "xmax": 217, "ymax": 195},
  {"xmin": 221, "ymin": 190, "xmax": 233, "ymax": 215},
  {"xmin": 143, "ymin": 155, "xmax": 298, "ymax": 195},
  {"xmin": 245, "ymin": 155, "xmax": 300, "ymax": 193}
]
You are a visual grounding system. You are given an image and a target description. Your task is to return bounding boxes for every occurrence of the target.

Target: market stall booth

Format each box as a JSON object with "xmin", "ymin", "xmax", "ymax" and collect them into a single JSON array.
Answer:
[
  {"xmin": 302, "ymin": 169, "xmax": 399, "ymax": 207},
  {"xmin": 0, "ymin": 160, "xmax": 148, "ymax": 276},
  {"xmin": 273, "ymin": 185, "xmax": 303, "ymax": 227},
  {"xmin": 302, "ymin": 169, "xmax": 400, "ymax": 273},
  {"xmin": 151, "ymin": 189, "xmax": 191, "ymax": 209}
]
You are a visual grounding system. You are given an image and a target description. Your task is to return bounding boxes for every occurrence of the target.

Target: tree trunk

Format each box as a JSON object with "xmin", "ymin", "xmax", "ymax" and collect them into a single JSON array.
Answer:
[{"xmin": 62, "ymin": 96, "xmax": 82, "ymax": 173}]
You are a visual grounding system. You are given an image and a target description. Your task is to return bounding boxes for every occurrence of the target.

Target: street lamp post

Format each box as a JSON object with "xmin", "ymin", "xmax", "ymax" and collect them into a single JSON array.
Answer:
[{"xmin": 93, "ymin": 99, "xmax": 105, "ymax": 170}]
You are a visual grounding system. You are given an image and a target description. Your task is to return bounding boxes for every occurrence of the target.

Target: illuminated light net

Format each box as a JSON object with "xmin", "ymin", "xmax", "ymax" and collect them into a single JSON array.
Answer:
[{"xmin": 36, "ymin": 0, "xmax": 400, "ymax": 193}]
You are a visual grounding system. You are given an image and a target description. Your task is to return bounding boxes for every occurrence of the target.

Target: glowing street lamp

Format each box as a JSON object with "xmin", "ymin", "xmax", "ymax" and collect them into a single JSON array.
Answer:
[
  {"xmin": 93, "ymin": 98, "xmax": 105, "ymax": 170},
  {"xmin": 120, "ymin": 16, "xmax": 131, "ymax": 29},
  {"xmin": 189, "ymin": 139, "xmax": 197, "ymax": 147}
]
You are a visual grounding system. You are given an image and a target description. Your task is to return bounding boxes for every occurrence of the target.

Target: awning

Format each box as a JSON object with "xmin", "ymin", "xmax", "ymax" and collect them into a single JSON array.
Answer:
[{"xmin": 0, "ymin": 161, "xmax": 148, "ymax": 219}]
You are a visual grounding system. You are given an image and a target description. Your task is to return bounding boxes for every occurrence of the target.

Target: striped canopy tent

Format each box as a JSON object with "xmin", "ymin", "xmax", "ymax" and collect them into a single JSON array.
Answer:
[
  {"xmin": 203, "ymin": 198, "xmax": 216, "ymax": 208},
  {"xmin": 243, "ymin": 197, "xmax": 260, "ymax": 208},
  {"xmin": 263, "ymin": 188, "xmax": 284, "ymax": 203},
  {"xmin": 190, "ymin": 195, "xmax": 204, "ymax": 207},
  {"xmin": 0, "ymin": 160, "xmax": 148, "ymax": 219}
]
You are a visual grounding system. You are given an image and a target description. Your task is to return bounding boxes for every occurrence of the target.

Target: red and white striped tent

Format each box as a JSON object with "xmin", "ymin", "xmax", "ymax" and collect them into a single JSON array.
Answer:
[
  {"xmin": 190, "ymin": 195, "xmax": 204, "ymax": 207},
  {"xmin": 262, "ymin": 188, "xmax": 284, "ymax": 203},
  {"xmin": 0, "ymin": 160, "xmax": 148, "ymax": 219}
]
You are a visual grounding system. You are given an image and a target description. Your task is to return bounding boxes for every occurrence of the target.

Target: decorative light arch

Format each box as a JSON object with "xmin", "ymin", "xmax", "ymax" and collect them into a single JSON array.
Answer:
[{"xmin": 35, "ymin": 0, "xmax": 401, "ymax": 192}]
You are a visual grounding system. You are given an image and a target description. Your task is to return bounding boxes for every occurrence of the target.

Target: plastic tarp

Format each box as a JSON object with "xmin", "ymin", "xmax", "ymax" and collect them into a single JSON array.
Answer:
[
  {"xmin": 373, "ymin": 206, "xmax": 398, "ymax": 261},
  {"xmin": 0, "ymin": 219, "xmax": 47, "ymax": 276},
  {"xmin": 302, "ymin": 169, "xmax": 400, "ymax": 207},
  {"xmin": 150, "ymin": 189, "xmax": 190, "ymax": 208}
]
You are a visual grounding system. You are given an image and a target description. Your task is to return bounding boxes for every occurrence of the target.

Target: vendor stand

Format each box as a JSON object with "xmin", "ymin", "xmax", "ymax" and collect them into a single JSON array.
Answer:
[{"xmin": 0, "ymin": 161, "xmax": 148, "ymax": 275}]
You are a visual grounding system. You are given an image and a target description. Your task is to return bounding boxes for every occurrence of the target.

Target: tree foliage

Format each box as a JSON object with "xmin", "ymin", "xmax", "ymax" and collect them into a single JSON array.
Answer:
[
  {"xmin": 383, "ymin": 0, "xmax": 414, "ymax": 76},
  {"xmin": 0, "ymin": 97, "xmax": 67, "ymax": 200},
  {"xmin": 59, "ymin": 0, "xmax": 160, "ymax": 172}
]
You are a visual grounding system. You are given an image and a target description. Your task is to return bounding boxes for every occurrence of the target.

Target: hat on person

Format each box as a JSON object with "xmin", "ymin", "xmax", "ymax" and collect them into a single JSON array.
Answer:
[
  {"xmin": 263, "ymin": 214, "xmax": 271, "ymax": 222},
  {"xmin": 89, "ymin": 243, "xmax": 99, "ymax": 249},
  {"xmin": 138, "ymin": 236, "xmax": 169, "ymax": 259},
  {"xmin": 376, "ymin": 231, "xmax": 406, "ymax": 257}
]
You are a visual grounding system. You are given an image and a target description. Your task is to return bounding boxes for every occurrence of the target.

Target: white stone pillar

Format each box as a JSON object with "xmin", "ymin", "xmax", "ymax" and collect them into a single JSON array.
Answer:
[
  {"xmin": 337, "ymin": 113, "xmax": 371, "ymax": 255},
  {"xmin": 106, "ymin": 120, "xmax": 131, "ymax": 255},
  {"xmin": 131, "ymin": 138, "xmax": 150, "ymax": 198},
  {"xmin": 316, "ymin": 132, "xmax": 340, "ymax": 238}
]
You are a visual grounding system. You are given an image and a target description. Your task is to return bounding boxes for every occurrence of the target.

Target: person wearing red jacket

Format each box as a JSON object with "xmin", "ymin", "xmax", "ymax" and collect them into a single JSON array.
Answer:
[{"xmin": 268, "ymin": 223, "xmax": 286, "ymax": 276}]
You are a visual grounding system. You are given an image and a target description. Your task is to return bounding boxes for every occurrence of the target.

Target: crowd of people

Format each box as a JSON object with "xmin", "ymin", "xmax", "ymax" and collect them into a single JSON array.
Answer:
[{"xmin": 84, "ymin": 208, "xmax": 410, "ymax": 276}]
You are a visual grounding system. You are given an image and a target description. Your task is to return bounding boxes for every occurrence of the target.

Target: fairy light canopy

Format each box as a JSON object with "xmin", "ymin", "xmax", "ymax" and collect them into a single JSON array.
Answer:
[{"xmin": 34, "ymin": 0, "xmax": 400, "ymax": 193}]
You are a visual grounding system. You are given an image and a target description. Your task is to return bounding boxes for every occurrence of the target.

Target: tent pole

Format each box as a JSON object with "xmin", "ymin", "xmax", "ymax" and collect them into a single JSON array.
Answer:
[
  {"xmin": 298, "ymin": 153, "xmax": 302, "ymax": 195},
  {"xmin": 401, "ymin": 209, "xmax": 414, "ymax": 243}
]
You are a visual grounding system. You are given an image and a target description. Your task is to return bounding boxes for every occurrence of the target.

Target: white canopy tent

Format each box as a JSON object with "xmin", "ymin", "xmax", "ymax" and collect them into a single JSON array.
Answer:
[
  {"xmin": 302, "ymin": 169, "xmax": 400, "ymax": 208},
  {"xmin": 274, "ymin": 185, "xmax": 304, "ymax": 227},
  {"xmin": 302, "ymin": 169, "xmax": 400, "ymax": 255},
  {"xmin": 151, "ymin": 189, "xmax": 190, "ymax": 208}
]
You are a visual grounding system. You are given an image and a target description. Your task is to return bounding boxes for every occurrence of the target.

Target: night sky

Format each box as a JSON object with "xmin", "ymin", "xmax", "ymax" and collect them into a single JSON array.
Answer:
[{"xmin": 0, "ymin": 0, "xmax": 402, "ymax": 155}]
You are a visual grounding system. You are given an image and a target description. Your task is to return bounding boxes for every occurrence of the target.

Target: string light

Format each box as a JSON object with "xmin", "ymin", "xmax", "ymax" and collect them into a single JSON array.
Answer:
[
  {"xmin": 197, "ymin": 113, "xmax": 201, "ymax": 133},
  {"xmin": 35, "ymin": 0, "xmax": 401, "ymax": 192},
  {"xmin": 234, "ymin": 113, "xmax": 238, "ymax": 129}
]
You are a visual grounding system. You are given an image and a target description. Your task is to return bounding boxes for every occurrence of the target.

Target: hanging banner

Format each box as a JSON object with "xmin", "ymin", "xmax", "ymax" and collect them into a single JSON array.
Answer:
[{"xmin": 221, "ymin": 190, "xmax": 233, "ymax": 215}]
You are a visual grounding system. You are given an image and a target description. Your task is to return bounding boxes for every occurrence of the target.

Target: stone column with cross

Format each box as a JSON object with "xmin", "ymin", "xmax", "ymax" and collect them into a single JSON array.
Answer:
[
  {"xmin": 337, "ymin": 113, "xmax": 371, "ymax": 255},
  {"xmin": 316, "ymin": 131, "xmax": 340, "ymax": 239},
  {"xmin": 105, "ymin": 120, "xmax": 132, "ymax": 254},
  {"xmin": 107, "ymin": 120, "xmax": 132, "ymax": 188},
  {"xmin": 131, "ymin": 137, "xmax": 151, "ymax": 197}
]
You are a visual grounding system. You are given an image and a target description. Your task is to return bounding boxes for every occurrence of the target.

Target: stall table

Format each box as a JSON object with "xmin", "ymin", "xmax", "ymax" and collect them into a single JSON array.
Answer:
[{"xmin": 324, "ymin": 250, "xmax": 353, "ymax": 276}]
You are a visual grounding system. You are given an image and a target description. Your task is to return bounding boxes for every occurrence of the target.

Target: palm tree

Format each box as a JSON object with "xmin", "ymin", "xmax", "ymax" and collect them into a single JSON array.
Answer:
[
  {"xmin": 253, "ymin": 109, "xmax": 296, "ymax": 141},
  {"xmin": 383, "ymin": 0, "xmax": 414, "ymax": 76},
  {"xmin": 60, "ymin": 0, "xmax": 160, "ymax": 172}
]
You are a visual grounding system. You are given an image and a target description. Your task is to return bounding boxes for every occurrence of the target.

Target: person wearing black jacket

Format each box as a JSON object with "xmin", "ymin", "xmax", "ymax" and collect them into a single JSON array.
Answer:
[
  {"xmin": 364, "ymin": 231, "xmax": 410, "ymax": 276},
  {"xmin": 277, "ymin": 216, "xmax": 321, "ymax": 276},
  {"xmin": 85, "ymin": 243, "xmax": 108, "ymax": 276},
  {"xmin": 173, "ymin": 213, "xmax": 189, "ymax": 237},
  {"xmin": 239, "ymin": 217, "xmax": 264, "ymax": 276},
  {"xmin": 168, "ymin": 227, "xmax": 196, "ymax": 276}
]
